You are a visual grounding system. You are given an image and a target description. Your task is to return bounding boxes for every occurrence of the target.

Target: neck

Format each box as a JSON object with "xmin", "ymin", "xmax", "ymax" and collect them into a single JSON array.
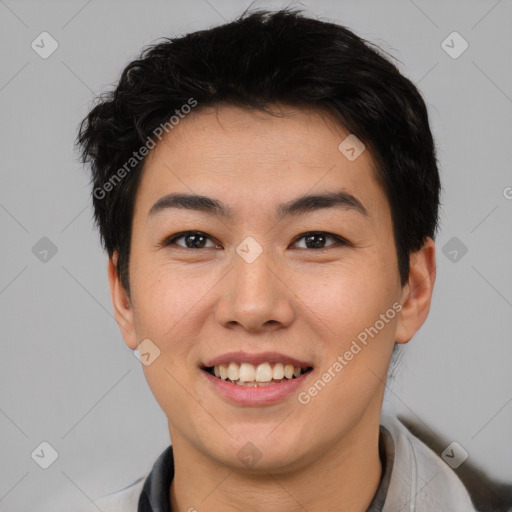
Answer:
[{"xmin": 169, "ymin": 414, "xmax": 382, "ymax": 512}]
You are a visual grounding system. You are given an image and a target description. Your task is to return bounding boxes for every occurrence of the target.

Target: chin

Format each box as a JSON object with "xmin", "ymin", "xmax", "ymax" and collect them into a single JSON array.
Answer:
[{"xmin": 209, "ymin": 429, "xmax": 309, "ymax": 473}]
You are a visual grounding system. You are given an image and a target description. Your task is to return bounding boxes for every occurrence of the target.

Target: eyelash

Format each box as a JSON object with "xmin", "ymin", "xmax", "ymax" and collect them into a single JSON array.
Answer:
[{"xmin": 161, "ymin": 230, "xmax": 350, "ymax": 250}]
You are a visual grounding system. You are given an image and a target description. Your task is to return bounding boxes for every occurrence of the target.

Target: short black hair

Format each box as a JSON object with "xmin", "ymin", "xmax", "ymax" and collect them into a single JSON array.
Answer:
[{"xmin": 77, "ymin": 8, "xmax": 440, "ymax": 297}]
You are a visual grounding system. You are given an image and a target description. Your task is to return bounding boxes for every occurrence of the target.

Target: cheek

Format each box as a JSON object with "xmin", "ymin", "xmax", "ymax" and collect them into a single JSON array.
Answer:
[
  {"xmin": 294, "ymin": 261, "xmax": 400, "ymax": 407},
  {"xmin": 295, "ymin": 257, "xmax": 399, "ymax": 343},
  {"xmin": 293, "ymin": 268, "xmax": 398, "ymax": 421},
  {"xmin": 130, "ymin": 259, "xmax": 207, "ymax": 420},
  {"xmin": 130, "ymin": 253, "xmax": 204, "ymax": 332}
]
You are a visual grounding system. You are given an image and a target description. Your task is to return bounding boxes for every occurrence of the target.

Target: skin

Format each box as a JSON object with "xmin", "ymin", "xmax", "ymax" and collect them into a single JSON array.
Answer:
[{"xmin": 108, "ymin": 104, "xmax": 436, "ymax": 511}]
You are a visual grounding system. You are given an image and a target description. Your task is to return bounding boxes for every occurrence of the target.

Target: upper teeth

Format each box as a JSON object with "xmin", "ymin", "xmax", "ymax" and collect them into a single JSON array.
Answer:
[{"xmin": 213, "ymin": 362, "xmax": 305, "ymax": 382}]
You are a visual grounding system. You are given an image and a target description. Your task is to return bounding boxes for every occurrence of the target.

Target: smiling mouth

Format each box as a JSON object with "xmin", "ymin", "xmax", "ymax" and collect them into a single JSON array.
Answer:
[{"xmin": 203, "ymin": 362, "xmax": 313, "ymax": 387}]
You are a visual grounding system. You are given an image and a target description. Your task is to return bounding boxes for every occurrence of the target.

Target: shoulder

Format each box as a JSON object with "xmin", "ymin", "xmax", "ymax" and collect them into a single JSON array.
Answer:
[
  {"xmin": 381, "ymin": 415, "xmax": 478, "ymax": 511},
  {"xmin": 78, "ymin": 476, "xmax": 146, "ymax": 512},
  {"xmin": 77, "ymin": 443, "xmax": 174, "ymax": 512}
]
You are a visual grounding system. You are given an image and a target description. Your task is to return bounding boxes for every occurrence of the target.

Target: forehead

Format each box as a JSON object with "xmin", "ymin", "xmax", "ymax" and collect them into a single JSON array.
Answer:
[{"xmin": 134, "ymin": 104, "xmax": 387, "ymax": 221}]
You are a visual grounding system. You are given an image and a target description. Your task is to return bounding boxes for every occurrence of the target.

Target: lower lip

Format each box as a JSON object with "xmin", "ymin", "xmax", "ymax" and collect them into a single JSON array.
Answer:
[{"xmin": 201, "ymin": 369, "xmax": 313, "ymax": 406}]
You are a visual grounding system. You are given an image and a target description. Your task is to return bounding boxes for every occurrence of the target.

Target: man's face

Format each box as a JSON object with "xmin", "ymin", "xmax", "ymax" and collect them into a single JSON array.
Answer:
[{"xmin": 116, "ymin": 104, "xmax": 406, "ymax": 471}]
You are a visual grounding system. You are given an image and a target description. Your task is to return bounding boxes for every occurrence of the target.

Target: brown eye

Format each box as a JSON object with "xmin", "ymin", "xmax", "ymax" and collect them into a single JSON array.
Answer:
[
  {"xmin": 293, "ymin": 231, "xmax": 347, "ymax": 249},
  {"xmin": 165, "ymin": 231, "xmax": 219, "ymax": 249}
]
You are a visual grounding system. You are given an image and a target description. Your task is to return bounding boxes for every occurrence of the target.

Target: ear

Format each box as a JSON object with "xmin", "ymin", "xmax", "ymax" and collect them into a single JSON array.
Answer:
[
  {"xmin": 108, "ymin": 251, "xmax": 138, "ymax": 350},
  {"xmin": 395, "ymin": 237, "xmax": 436, "ymax": 344}
]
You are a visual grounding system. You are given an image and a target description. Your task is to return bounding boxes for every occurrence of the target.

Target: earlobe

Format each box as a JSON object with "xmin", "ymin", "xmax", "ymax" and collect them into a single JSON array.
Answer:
[
  {"xmin": 108, "ymin": 252, "xmax": 138, "ymax": 350},
  {"xmin": 395, "ymin": 237, "xmax": 436, "ymax": 344}
]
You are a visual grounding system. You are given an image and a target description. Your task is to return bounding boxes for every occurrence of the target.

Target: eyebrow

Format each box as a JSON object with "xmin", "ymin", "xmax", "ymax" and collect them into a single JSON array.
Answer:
[{"xmin": 148, "ymin": 190, "xmax": 368, "ymax": 219}]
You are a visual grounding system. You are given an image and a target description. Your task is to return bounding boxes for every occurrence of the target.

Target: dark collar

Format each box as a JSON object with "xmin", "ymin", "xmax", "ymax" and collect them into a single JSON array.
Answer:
[{"xmin": 138, "ymin": 426, "xmax": 394, "ymax": 511}]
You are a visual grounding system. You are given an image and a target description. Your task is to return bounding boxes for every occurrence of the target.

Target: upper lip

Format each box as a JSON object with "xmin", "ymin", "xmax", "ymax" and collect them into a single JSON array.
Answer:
[{"xmin": 202, "ymin": 351, "xmax": 313, "ymax": 369}]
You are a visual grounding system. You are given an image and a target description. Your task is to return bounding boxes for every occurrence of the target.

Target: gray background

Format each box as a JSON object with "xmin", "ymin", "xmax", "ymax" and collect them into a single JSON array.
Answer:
[{"xmin": 1, "ymin": 0, "xmax": 511, "ymax": 510}]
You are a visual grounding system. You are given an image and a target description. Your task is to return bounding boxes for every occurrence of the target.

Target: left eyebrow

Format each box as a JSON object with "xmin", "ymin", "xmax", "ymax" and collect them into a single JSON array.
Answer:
[
  {"xmin": 276, "ymin": 190, "xmax": 368, "ymax": 219},
  {"xmin": 147, "ymin": 190, "xmax": 368, "ymax": 219}
]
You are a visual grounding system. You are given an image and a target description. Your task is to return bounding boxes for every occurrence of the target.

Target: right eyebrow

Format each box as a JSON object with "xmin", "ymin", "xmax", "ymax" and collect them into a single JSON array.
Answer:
[{"xmin": 148, "ymin": 193, "xmax": 232, "ymax": 218}]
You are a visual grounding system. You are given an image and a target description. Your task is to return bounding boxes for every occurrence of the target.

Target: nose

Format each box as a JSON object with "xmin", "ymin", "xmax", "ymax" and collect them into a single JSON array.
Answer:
[{"xmin": 214, "ymin": 249, "xmax": 295, "ymax": 333}]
